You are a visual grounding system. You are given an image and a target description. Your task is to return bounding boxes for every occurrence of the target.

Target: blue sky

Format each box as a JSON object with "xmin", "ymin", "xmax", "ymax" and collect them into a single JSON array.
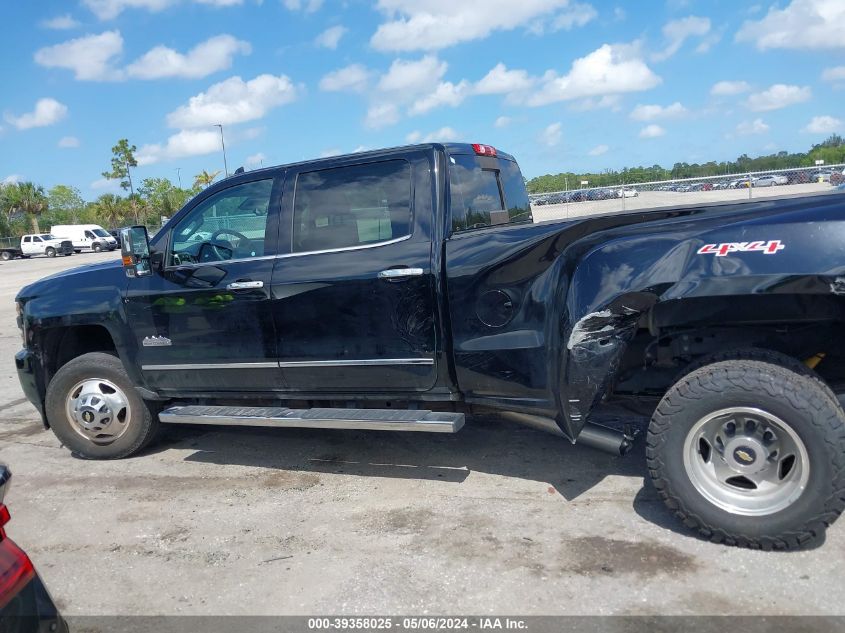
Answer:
[{"xmin": 0, "ymin": 0, "xmax": 843, "ymax": 197}]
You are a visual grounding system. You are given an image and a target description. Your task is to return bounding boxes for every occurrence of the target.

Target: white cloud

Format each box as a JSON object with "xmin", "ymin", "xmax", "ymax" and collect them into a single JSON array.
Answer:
[
  {"xmin": 630, "ymin": 101, "xmax": 687, "ymax": 121},
  {"xmin": 528, "ymin": 2, "xmax": 597, "ymax": 34},
  {"xmin": 736, "ymin": 118, "xmax": 770, "ymax": 135},
  {"xmin": 539, "ymin": 122, "xmax": 562, "ymax": 147},
  {"xmin": 736, "ymin": 0, "xmax": 845, "ymax": 50},
  {"xmin": 315, "ymin": 25, "xmax": 347, "ymax": 49},
  {"xmin": 136, "ymin": 129, "xmax": 223, "ymax": 165},
  {"xmin": 409, "ymin": 80, "xmax": 470, "ymax": 115},
  {"xmin": 588, "ymin": 144, "xmax": 609, "ymax": 156},
  {"xmin": 4, "ymin": 98, "xmax": 68, "ymax": 130},
  {"xmin": 745, "ymin": 84, "xmax": 811, "ymax": 111},
  {"xmin": 571, "ymin": 94, "xmax": 622, "ymax": 111},
  {"xmin": 82, "ymin": 0, "xmax": 245, "ymax": 20},
  {"xmin": 527, "ymin": 43, "xmax": 661, "ymax": 106},
  {"xmin": 245, "ymin": 152, "xmax": 267, "ymax": 167},
  {"xmin": 408, "ymin": 127, "xmax": 460, "ymax": 143},
  {"xmin": 378, "ymin": 55, "xmax": 446, "ymax": 94},
  {"xmin": 803, "ymin": 115, "xmax": 842, "ymax": 134},
  {"xmin": 822, "ymin": 65, "xmax": 845, "ymax": 82},
  {"xmin": 639, "ymin": 124, "xmax": 666, "ymax": 138},
  {"xmin": 475, "ymin": 63, "xmax": 534, "ymax": 95},
  {"xmin": 166, "ymin": 74, "xmax": 299, "ymax": 128},
  {"xmin": 653, "ymin": 15, "xmax": 711, "ymax": 61},
  {"xmin": 494, "ymin": 116, "xmax": 511, "ymax": 128},
  {"xmin": 371, "ymin": 0, "xmax": 585, "ymax": 51},
  {"xmin": 283, "ymin": 0, "xmax": 322, "ymax": 12},
  {"xmin": 58, "ymin": 136, "xmax": 81, "ymax": 148},
  {"xmin": 711, "ymin": 80, "xmax": 751, "ymax": 96},
  {"xmin": 126, "ymin": 34, "xmax": 251, "ymax": 79},
  {"xmin": 34, "ymin": 30, "xmax": 124, "ymax": 81},
  {"xmin": 90, "ymin": 177, "xmax": 122, "ymax": 191},
  {"xmin": 42, "ymin": 14, "xmax": 81, "ymax": 29},
  {"xmin": 319, "ymin": 64, "xmax": 371, "ymax": 93},
  {"xmin": 364, "ymin": 103, "xmax": 400, "ymax": 129}
]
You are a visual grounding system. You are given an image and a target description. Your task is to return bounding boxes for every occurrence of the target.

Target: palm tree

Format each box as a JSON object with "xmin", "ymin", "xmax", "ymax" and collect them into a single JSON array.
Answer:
[
  {"xmin": 93, "ymin": 194, "xmax": 124, "ymax": 228},
  {"xmin": 6, "ymin": 183, "xmax": 47, "ymax": 233},
  {"xmin": 193, "ymin": 170, "xmax": 221, "ymax": 189}
]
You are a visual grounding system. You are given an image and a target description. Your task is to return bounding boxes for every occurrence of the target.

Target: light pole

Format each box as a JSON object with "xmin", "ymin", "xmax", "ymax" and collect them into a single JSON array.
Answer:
[
  {"xmin": 176, "ymin": 167, "xmax": 182, "ymax": 189},
  {"xmin": 214, "ymin": 124, "xmax": 229, "ymax": 177}
]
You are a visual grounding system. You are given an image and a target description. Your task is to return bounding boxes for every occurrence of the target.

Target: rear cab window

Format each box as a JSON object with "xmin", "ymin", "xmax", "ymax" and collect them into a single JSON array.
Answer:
[{"xmin": 448, "ymin": 151, "xmax": 532, "ymax": 233}]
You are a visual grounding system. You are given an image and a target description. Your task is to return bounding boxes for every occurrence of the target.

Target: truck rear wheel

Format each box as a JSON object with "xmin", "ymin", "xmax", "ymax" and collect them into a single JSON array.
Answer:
[
  {"xmin": 45, "ymin": 352, "xmax": 160, "ymax": 459},
  {"xmin": 647, "ymin": 359, "xmax": 845, "ymax": 549},
  {"xmin": 0, "ymin": 251, "xmax": 11, "ymax": 261},
  {"xmin": 45, "ymin": 247, "xmax": 56, "ymax": 257}
]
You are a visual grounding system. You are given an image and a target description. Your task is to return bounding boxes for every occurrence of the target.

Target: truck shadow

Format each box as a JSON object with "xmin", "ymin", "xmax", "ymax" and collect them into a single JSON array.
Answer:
[{"xmin": 160, "ymin": 412, "xmax": 646, "ymax": 501}]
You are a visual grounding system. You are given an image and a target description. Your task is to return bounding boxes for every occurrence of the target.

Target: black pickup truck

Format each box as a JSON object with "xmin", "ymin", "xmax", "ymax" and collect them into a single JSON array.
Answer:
[{"xmin": 14, "ymin": 143, "xmax": 845, "ymax": 549}]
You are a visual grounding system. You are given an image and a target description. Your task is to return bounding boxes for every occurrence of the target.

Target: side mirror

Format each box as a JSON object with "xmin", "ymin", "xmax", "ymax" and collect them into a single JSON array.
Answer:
[{"xmin": 120, "ymin": 226, "xmax": 152, "ymax": 278}]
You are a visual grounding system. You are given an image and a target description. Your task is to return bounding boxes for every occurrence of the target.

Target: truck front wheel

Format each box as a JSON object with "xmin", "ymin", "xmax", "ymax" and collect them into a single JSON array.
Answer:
[
  {"xmin": 45, "ymin": 352, "xmax": 160, "ymax": 459},
  {"xmin": 45, "ymin": 247, "xmax": 56, "ymax": 257},
  {"xmin": 92, "ymin": 243, "xmax": 102, "ymax": 253},
  {"xmin": 647, "ymin": 359, "xmax": 845, "ymax": 549}
]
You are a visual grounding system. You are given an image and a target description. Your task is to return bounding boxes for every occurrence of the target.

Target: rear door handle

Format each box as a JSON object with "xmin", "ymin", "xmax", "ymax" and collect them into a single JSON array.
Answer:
[
  {"xmin": 378, "ymin": 268, "xmax": 424, "ymax": 281},
  {"xmin": 226, "ymin": 280, "xmax": 264, "ymax": 290}
]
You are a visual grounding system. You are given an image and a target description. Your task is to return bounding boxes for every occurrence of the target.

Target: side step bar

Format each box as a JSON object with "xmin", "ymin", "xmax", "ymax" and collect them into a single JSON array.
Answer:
[{"xmin": 158, "ymin": 405, "xmax": 464, "ymax": 433}]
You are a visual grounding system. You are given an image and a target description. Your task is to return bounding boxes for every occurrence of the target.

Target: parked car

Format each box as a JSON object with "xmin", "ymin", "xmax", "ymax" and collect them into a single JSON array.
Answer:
[
  {"xmin": 14, "ymin": 142, "xmax": 845, "ymax": 550},
  {"xmin": 754, "ymin": 175, "xmax": 789, "ymax": 187},
  {"xmin": 830, "ymin": 169, "xmax": 845, "ymax": 186},
  {"xmin": 11, "ymin": 235, "xmax": 74, "ymax": 259},
  {"xmin": 616, "ymin": 188, "xmax": 638, "ymax": 198},
  {"xmin": 51, "ymin": 224, "xmax": 118, "ymax": 253},
  {"xmin": 0, "ymin": 465, "xmax": 67, "ymax": 632},
  {"xmin": 813, "ymin": 171, "xmax": 833, "ymax": 183}
]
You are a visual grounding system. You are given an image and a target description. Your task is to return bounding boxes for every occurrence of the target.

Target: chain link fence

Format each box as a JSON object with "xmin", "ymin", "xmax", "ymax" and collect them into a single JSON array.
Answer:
[{"xmin": 530, "ymin": 164, "xmax": 845, "ymax": 222}]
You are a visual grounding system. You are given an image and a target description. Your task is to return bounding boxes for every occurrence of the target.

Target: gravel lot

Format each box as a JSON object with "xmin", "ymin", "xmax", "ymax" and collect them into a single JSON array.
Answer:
[{"xmin": 1, "ymin": 217, "xmax": 844, "ymax": 616}]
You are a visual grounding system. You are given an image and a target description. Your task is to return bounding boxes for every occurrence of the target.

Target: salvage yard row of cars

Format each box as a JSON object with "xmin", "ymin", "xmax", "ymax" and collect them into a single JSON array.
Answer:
[{"xmin": 531, "ymin": 167, "xmax": 845, "ymax": 205}]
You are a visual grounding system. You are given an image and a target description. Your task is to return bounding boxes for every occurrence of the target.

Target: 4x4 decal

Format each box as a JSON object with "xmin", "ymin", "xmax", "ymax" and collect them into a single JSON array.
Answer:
[{"xmin": 697, "ymin": 240, "xmax": 785, "ymax": 257}]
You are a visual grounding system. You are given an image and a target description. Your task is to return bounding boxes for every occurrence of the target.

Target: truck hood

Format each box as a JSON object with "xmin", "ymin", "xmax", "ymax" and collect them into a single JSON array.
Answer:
[{"xmin": 16, "ymin": 259, "xmax": 124, "ymax": 302}]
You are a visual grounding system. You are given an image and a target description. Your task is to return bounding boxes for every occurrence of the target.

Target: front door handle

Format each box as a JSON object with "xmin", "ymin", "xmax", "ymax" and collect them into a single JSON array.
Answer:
[
  {"xmin": 378, "ymin": 268, "xmax": 424, "ymax": 281},
  {"xmin": 226, "ymin": 280, "xmax": 264, "ymax": 290}
]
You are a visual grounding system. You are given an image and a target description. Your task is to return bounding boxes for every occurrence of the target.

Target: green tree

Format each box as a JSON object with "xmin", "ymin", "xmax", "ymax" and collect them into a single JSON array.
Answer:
[
  {"xmin": 3, "ymin": 182, "xmax": 48, "ymax": 233},
  {"xmin": 193, "ymin": 169, "xmax": 221, "ymax": 189},
  {"xmin": 102, "ymin": 139, "xmax": 138, "ymax": 196},
  {"xmin": 90, "ymin": 194, "xmax": 126, "ymax": 228},
  {"xmin": 138, "ymin": 177, "xmax": 194, "ymax": 219},
  {"xmin": 47, "ymin": 185, "xmax": 85, "ymax": 224}
]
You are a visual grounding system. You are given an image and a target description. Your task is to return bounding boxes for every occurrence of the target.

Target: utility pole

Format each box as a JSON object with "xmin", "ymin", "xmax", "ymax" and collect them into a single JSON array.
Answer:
[
  {"xmin": 214, "ymin": 124, "xmax": 229, "ymax": 177},
  {"xmin": 176, "ymin": 168, "xmax": 182, "ymax": 189}
]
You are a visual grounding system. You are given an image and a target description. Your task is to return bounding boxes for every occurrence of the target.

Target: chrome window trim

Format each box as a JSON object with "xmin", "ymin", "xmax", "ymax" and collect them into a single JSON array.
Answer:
[
  {"xmin": 142, "ymin": 357, "xmax": 434, "ymax": 371},
  {"xmin": 279, "ymin": 233, "xmax": 412, "ymax": 259},
  {"xmin": 155, "ymin": 235, "xmax": 414, "ymax": 270}
]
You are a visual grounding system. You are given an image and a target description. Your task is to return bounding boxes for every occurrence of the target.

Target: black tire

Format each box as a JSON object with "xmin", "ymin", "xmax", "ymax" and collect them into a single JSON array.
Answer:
[
  {"xmin": 45, "ymin": 352, "xmax": 160, "ymax": 459},
  {"xmin": 92, "ymin": 243, "xmax": 102, "ymax": 253},
  {"xmin": 647, "ymin": 359, "xmax": 845, "ymax": 549},
  {"xmin": 0, "ymin": 251, "xmax": 11, "ymax": 261},
  {"xmin": 45, "ymin": 247, "xmax": 56, "ymax": 258},
  {"xmin": 74, "ymin": 249, "xmax": 82, "ymax": 254},
  {"xmin": 677, "ymin": 347, "xmax": 838, "ymax": 405}
]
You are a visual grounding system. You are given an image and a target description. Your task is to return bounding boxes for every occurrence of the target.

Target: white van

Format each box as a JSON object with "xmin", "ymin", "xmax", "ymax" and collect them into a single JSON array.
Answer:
[{"xmin": 50, "ymin": 224, "xmax": 118, "ymax": 253}]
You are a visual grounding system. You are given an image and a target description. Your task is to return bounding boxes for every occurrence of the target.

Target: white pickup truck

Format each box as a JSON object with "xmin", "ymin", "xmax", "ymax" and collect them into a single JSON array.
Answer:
[{"xmin": 0, "ymin": 234, "xmax": 75, "ymax": 260}]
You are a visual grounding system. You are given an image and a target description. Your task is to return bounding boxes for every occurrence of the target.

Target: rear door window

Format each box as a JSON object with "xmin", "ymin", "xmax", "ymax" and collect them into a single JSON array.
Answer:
[
  {"xmin": 449, "ymin": 154, "xmax": 532, "ymax": 233},
  {"xmin": 292, "ymin": 160, "xmax": 411, "ymax": 253}
]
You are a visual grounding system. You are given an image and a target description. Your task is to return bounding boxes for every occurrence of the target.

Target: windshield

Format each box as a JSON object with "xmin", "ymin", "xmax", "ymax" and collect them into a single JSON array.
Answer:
[{"xmin": 93, "ymin": 228, "xmax": 110, "ymax": 237}]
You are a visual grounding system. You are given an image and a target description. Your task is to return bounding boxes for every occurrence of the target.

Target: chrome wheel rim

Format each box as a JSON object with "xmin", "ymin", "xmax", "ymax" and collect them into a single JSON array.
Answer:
[
  {"xmin": 65, "ymin": 378, "xmax": 132, "ymax": 445},
  {"xmin": 683, "ymin": 407, "xmax": 809, "ymax": 516}
]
